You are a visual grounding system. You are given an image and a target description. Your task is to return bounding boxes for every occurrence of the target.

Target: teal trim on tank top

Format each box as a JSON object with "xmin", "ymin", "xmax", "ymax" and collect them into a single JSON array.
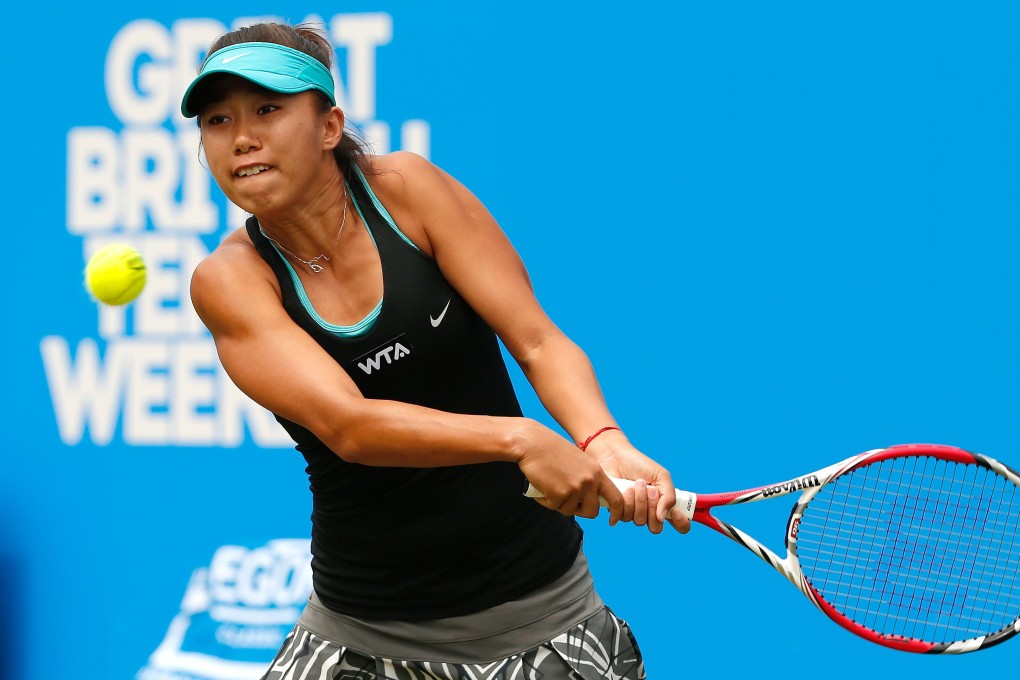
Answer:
[
  {"xmin": 352, "ymin": 165, "xmax": 421, "ymax": 252},
  {"xmin": 266, "ymin": 239, "xmax": 382, "ymax": 337},
  {"xmin": 261, "ymin": 167, "xmax": 420, "ymax": 337},
  {"xmin": 261, "ymin": 179, "xmax": 379, "ymax": 338}
]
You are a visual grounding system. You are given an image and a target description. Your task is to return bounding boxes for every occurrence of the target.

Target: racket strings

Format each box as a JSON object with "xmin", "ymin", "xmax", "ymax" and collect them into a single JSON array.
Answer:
[
  {"xmin": 801, "ymin": 496, "xmax": 1018, "ymax": 578},
  {"xmin": 802, "ymin": 560, "xmax": 1015, "ymax": 611},
  {"xmin": 796, "ymin": 455, "xmax": 1020, "ymax": 644},
  {"xmin": 868, "ymin": 457, "xmax": 1016, "ymax": 639}
]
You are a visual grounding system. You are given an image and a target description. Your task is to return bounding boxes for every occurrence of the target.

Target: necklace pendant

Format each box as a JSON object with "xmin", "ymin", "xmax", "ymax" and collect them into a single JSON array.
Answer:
[{"xmin": 309, "ymin": 263, "xmax": 324, "ymax": 273}]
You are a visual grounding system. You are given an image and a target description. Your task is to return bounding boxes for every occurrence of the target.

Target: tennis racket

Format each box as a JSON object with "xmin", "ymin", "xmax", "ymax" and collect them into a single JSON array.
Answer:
[{"xmin": 525, "ymin": 443, "xmax": 1020, "ymax": 653}]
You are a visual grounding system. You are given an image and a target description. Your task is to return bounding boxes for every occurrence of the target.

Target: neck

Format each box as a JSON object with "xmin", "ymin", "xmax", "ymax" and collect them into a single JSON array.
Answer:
[{"xmin": 257, "ymin": 169, "xmax": 348, "ymax": 253}]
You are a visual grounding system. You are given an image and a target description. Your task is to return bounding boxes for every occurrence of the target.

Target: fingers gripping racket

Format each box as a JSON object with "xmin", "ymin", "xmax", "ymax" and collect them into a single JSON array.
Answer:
[{"xmin": 526, "ymin": 444, "xmax": 1020, "ymax": 653}]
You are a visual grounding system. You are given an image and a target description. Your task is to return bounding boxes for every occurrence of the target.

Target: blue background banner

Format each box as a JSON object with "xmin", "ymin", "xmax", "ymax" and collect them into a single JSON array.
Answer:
[{"xmin": 2, "ymin": 2, "xmax": 1018, "ymax": 677}]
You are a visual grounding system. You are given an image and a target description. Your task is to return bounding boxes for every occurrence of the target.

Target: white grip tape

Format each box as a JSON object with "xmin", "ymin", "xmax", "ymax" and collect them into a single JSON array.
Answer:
[{"xmin": 525, "ymin": 476, "xmax": 697, "ymax": 523}]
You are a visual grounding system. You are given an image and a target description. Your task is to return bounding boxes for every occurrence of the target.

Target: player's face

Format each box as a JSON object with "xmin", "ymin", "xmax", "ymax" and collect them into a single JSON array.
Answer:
[{"xmin": 197, "ymin": 76, "xmax": 335, "ymax": 217}]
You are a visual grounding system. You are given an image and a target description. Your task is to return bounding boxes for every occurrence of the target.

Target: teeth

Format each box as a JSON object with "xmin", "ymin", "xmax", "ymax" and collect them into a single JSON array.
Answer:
[{"xmin": 238, "ymin": 165, "xmax": 270, "ymax": 177}]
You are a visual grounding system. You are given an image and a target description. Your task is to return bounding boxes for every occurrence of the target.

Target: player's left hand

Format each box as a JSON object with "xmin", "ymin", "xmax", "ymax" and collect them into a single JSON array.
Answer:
[{"xmin": 583, "ymin": 430, "xmax": 690, "ymax": 535}]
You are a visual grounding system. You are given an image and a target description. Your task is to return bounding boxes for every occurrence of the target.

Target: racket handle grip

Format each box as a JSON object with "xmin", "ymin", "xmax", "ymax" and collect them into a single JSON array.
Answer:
[{"xmin": 524, "ymin": 476, "xmax": 697, "ymax": 523}]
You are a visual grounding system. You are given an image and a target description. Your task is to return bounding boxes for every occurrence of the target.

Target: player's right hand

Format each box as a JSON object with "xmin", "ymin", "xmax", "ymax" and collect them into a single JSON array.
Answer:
[{"xmin": 516, "ymin": 420, "xmax": 624, "ymax": 524}]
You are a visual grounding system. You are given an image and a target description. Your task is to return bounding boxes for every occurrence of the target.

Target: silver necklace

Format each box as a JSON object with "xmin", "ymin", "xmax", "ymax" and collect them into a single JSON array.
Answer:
[{"xmin": 263, "ymin": 186, "xmax": 349, "ymax": 273}]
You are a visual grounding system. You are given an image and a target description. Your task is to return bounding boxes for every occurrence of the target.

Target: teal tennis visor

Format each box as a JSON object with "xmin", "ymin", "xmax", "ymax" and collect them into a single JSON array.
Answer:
[{"xmin": 181, "ymin": 42, "xmax": 336, "ymax": 118}]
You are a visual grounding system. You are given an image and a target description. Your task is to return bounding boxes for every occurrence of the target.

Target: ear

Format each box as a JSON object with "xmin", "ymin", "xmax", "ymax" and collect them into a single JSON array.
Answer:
[{"xmin": 322, "ymin": 106, "xmax": 344, "ymax": 151}]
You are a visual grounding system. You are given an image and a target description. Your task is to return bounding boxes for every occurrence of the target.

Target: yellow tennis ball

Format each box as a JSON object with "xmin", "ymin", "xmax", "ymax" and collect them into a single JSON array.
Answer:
[{"xmin": 84, "ymin": 244, "xmax": 147, "ymax": 306}]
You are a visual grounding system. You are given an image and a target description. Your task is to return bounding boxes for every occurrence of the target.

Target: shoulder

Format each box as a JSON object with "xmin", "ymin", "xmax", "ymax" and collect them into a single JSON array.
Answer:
[
  {"xmin": 192, "ymin": 227, "xmax": 265, "ymax": 292},
  {"xmin": 363, "ymin": 151, "xmax": 455, "ymax": 204},
  {"xmin": 369, "ymin": 150, "xmax": 434, "ymax": 175},
  {"xmin": 360, "ymin": 153, "xmax": 489, "ymax": 246},
  {"xmin": 191, "ymin": 227, "xmax": 281, "ymax": 332},
  {"xmin": 357, "ymin": 152, "xmax": 467, "ymax": 256}
]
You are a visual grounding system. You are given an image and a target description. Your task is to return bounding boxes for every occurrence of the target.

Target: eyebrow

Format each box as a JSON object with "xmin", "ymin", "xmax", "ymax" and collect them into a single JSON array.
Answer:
[{"xmin": 194, "ymin": 77, "xmax": 280, "ymax": 111}]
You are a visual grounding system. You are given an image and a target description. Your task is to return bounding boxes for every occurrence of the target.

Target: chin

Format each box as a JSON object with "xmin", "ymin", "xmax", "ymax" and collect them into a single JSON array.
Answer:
[{"xmin": 226, "ymin": 189, "xmax": 278, "ymax": 216}]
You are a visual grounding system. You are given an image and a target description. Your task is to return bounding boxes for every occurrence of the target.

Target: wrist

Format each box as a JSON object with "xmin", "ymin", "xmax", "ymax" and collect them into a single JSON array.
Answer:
[
  {"xmin": 507, "ymin": 417, "xmax": 542, "ymax": 464},
  {"xmin": 576, "ymin": 425, "xmax": 625, "ymax": 453}
]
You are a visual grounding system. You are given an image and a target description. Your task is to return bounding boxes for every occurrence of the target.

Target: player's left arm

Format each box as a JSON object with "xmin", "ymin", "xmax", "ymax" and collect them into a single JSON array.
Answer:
[{"xmin": 372, "ymin": 152, "xmax": 687, "ymax": 534}]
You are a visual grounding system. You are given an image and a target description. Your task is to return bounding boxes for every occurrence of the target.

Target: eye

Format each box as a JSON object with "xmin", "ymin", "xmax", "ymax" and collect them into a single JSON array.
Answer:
[
  {"xmin": 203, "ymin": 113, "xmax": 229, "ymax": 126},
  {"xmin": 257, "ymin": 104, "xmax": 280, "ymax": 115}
]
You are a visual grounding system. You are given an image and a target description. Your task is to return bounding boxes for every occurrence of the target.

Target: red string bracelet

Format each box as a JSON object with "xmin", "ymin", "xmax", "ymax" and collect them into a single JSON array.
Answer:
[{"xmin": 577, "ymin": 426, "xmax": 620, "ymax": 452}]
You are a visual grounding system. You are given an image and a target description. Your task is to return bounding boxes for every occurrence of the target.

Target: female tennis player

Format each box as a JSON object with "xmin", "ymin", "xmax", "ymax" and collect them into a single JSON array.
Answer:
[{"xmin": 184, "ymin": 21, "xmax": 687, "ymax": 680}]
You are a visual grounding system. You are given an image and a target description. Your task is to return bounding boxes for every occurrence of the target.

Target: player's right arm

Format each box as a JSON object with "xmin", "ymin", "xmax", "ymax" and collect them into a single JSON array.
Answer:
[{"xmin": 190, "ymin": 237, "xmax": 623, "ymax": 521}]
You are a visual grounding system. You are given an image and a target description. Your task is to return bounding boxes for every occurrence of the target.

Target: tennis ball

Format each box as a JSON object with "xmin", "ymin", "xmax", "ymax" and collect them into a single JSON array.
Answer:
[{"xmin": 84, "ymin": 244, "xmax": 147, "ymax": 306}]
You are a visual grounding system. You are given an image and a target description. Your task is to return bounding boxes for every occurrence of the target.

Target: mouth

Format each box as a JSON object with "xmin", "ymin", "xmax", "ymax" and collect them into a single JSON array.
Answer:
[{"xmin": 236, "ymin": 164, "xmax": 272, "ymax": 177}]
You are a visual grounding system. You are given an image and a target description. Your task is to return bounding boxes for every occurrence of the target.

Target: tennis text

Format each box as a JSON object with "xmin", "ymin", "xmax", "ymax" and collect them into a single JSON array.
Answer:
[{"xmin": 46, "ymin": 14, "xmax": 431, "ymax": 447}]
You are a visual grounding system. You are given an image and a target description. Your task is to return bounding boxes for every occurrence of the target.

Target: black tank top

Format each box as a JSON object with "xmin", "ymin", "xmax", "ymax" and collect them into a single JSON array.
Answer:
[{"xmin": 244, "ymin": 167, "xmax": 582, "ymax": 620}]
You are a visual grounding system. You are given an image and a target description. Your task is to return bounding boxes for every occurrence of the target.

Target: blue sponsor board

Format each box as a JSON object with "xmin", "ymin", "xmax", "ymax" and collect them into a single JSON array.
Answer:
[{"xmin": 138, "ymin": 540, "xmax": 311, "ymax": 680}]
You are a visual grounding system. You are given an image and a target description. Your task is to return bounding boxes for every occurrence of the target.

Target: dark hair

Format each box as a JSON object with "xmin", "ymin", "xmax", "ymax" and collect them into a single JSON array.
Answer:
[{"xmin": 197, "ymin": 22, "xmax": 373, "ymax": 178}]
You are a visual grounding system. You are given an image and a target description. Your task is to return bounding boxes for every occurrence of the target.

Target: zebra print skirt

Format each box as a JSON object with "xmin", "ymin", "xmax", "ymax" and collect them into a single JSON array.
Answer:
[{"xmin": 260, "ymin": 605, "xmax": 646, "ymax": 680}]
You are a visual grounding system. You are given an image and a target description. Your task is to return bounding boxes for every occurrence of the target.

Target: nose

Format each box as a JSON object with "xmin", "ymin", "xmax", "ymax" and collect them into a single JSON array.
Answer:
[{"xmin": 233, "ymin": 116, "xmax": 260, "ymax": 155}]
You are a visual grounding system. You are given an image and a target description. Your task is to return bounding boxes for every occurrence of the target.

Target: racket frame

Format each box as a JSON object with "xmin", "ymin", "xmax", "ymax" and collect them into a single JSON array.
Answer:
[
  {"xmin": 527, "ymin": 443, "xmax": 1020, "ymax": 653},
  {"xmin": 679, "ymin": 443, "xmax": 1020, "ymax": 654}
]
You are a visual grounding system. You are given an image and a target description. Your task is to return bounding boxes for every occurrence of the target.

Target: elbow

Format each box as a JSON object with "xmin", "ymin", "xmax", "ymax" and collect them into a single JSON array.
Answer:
[
  {"xmin": 310, "ymin": 393, "xmax": 375, "ymax": 462},
  {"xmin": 321, "ymin": 424, "xmax": 366, "ymax": 463},
  {"xmin": 514, "ymin": 330, "xmax": 584, "ymax": 375},
  {"xmin": 513, "ymin": 330, "xmax": 558, "ymax": 373},
  {"xmin": 311, "ymin": 401, "xmax": 369, "ymax": 463}
]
